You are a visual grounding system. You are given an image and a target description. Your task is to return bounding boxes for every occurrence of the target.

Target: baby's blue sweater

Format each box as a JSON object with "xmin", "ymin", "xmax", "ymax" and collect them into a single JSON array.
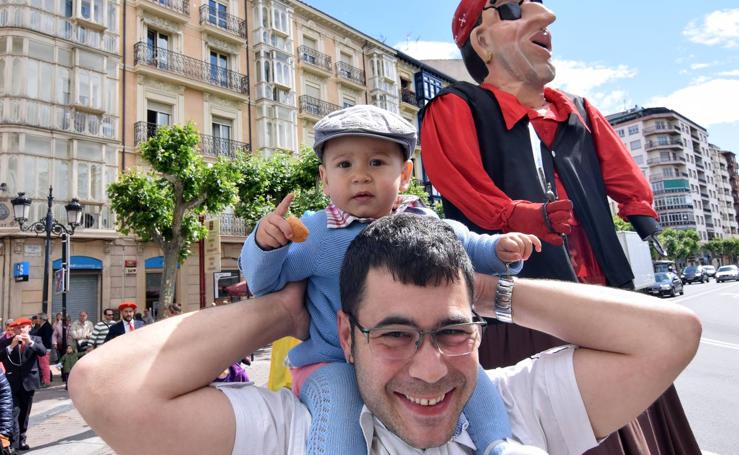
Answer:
[{"xmin": 241, "ymin": 208, "xmax": 521, "ymax": 367}]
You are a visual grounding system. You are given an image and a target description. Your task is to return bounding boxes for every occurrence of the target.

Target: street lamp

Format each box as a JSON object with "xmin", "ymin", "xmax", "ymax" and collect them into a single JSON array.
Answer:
[{"xmin": 11, "ymin": 186, "xmax": 82, "ymax": 326}]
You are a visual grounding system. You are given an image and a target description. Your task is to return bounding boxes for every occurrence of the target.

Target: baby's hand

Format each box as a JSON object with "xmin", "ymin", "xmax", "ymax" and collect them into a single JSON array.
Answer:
[
  {"xmin": 255, "ymin": 193, "xmax": 295, "ymax": 250},
  {"xmin": 496, "ymin": 232, "xmax": 542, "ymax": 263}
]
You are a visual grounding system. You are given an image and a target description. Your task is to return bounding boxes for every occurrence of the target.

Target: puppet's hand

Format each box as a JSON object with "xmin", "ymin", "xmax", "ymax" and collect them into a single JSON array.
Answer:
[{"xmin": 507, "ymin": 200, "xmax": 574, "ymax": 246}]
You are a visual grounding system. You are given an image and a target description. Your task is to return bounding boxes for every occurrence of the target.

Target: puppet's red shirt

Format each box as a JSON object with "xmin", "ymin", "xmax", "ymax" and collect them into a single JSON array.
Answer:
[{"xmin": 421, "ymin": 83, "xmax": 657, "ymax": 284}]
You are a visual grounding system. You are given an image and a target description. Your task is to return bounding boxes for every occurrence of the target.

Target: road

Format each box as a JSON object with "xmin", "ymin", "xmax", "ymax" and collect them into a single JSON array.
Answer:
[{"xmin": 671, "ymin": 279, "xmax": 739, "ymax": 455}]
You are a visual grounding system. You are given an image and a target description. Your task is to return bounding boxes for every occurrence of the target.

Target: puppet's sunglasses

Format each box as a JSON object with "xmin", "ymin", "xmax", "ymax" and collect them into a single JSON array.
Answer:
[{"xmin": 483, "ymin": 0, "xmax": 543, "ymax": 21}]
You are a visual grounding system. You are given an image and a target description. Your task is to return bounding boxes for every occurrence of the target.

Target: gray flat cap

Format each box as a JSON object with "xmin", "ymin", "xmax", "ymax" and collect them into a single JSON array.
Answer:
[{"xmin": 313, "ymin": 104, "xmax": 417, "ymax": 160}]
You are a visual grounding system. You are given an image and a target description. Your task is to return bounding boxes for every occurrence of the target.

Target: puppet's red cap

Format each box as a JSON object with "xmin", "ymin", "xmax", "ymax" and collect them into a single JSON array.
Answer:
[
  {"xmin": 10, "ymin": 318, "xmax": 33, "ymax": 328},
  {"xmin": 452, "ymin": 0, "xmax": 487, "ymax": 48},
  {"xmin": 118, "ymin": 301, "xmax": 137, "ymax": 311}
]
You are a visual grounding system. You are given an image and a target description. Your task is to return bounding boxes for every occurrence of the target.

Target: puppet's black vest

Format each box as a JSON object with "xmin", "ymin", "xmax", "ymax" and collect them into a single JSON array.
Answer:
[{"xmin": 421, "ymin": 82, "xmax": 634, "ymax": 288}]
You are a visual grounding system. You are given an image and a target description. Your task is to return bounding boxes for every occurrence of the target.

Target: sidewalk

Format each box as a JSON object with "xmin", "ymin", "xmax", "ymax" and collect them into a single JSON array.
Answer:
[{"xmin": 23, "ymin": 347, "xmax": 272, "ymax": 454}]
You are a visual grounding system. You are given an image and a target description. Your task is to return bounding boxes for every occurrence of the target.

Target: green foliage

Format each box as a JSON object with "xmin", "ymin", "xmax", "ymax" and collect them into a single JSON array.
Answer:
[
  {"xmin": 612, "ymin": 216, "xmax": 633, "ymax": 232},
  {"xmin": 108, "ymin": 122, "xmax": 244, "ymax": 263},
  {"xmin": 657, "ymin": 228, "xmax": 701, "ymax": 263}
]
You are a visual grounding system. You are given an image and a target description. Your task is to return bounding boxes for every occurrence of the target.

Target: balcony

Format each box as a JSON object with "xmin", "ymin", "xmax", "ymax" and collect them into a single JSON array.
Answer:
[
  {"xmin": 646, "ymin": 156, "xmax": 686, "ymax": 165},
  {"xmin": 401, "ymin": 89, "xmax": 418, "ymax": 107},
  {"xmin": 298, "ymin": 45, "xmax": 332, "ymax": 74},
  {"xmin": 134, "ymin": 122, "xmax": 251, "ymax": 158},
  {"xmin": 220, "ymin": 213, "xmax": 248, "ymax": 237},
  {"xmin": 645, "ymin": 139, "xmax": 684, "ymax": 150},
  {"xmin": 199, "ymin": 5, "xmax": 247, "ymax": 41},
  {"xmin": 336, "ymin": 62, "xmax": 365, "ymax": 87},
  {"xmin": 133, "ymin": 42, "xmax": 248, "ymax": 96},
  {"xmin": 298, "ymin": 95, "xmax": 340, "ymax": 119},
  {"xmin": 136, "ymin": 0, "xmax": 190, "ymax": 22},
  {"xmin": 0, "ymin": 96, "xmax": 117, "ymax": 140}
]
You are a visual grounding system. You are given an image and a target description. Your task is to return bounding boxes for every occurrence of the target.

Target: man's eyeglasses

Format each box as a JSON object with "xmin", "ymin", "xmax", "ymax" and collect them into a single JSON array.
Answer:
[
  {"xmin": 483, "ymin": 0, "xmax": 543, "ymax": 21},
  {"xmin": 104, "ymin": 313, "xmax": 113, "ymax": 317},
  {"xmin": 348, "ymin": 314, "xmax": 487, "ymax": 361}
]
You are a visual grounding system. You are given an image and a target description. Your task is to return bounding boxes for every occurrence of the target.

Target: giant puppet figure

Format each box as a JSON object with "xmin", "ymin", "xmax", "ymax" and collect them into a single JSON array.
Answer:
[{"xmin": 420, "ymin": 1, "xmax": 700, "ymax": 453}]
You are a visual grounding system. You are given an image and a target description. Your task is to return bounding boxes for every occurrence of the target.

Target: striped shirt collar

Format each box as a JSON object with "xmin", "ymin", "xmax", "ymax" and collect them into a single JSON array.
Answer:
[{"xmin": 325, "ymin": 195, "xmax": 422, "ymax": 229}]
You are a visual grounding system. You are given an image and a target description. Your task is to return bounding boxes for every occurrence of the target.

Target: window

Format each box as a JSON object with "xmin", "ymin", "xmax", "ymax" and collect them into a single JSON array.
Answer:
[
  {"xmin": 210, "ymin": 51, "xmax": 229, "ymax": 86},
  {"xmin": 303, "ymin": 35, "xmax": 317, "ymax": 51},
  {"xmin": 146, "ymin": 30, "xmax": 169, "ymax": 68},
  {"xmin": 146, "ymin": 102, "xmax": 172, "ymax": 127},
  {"xmin": 272, "ymin": 7, "xmax": 288, "ymax": 33},
  {"xmin": 304, "ymin": 82, "xmax": 320, "ymax": 99},
  {"xmin": 629, "ymin": 140, "xmax": 641, "ymax": 151},
  {"xmin": 618, "ymin": 129, "xmax": 625, "ymax": 138},
  {"xmin": 212, "ymin": 116, "xmax": 232, "ymax": 156},
  {"xmin": 0, "ymin": 59, "xmax": 4, "ymax": 95},
  {"xmin": 208, "ymin": 0, "xmax": 228, "ymax": 29},
  {"xmin": 274, "ymin": 53, "xmax": 290, "ymax": 87},
  {"xmin": 76, "ymin": 68, "xmax": 103, "ymax": 109},
  {"xmin": 628, "ymin": 125, "xmax": 639, "ymax": 135},
  {"xmin": 633, "ymin": 155, "xmax": 643, "ymax": 165},
  {"xmin": 342, "ymin": 94, "xmax": 356, "ymax": 109},
  {"xmin": 339, "ymin": 51, "xmax": 352, "ymax": 65},
  {"xmin": 56, "ymin": 67, "xmax": 70, "ymax": 104}
]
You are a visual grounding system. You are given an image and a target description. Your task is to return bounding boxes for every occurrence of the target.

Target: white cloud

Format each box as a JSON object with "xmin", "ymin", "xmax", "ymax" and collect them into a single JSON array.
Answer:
[
  {"xmin": 718, "ymin": 69, "xmax": 739, "ymax": 77},
  {"xmin": 551, "ymin": 59, "xmax": 637, "ymax": 96},
  {"xmin": 683, "ymin": 9, "xmax": 739, "ymax": 48},
  {"xmin": 690, "ymin": 63, "xmax": 712, "ymax": 70},
  {"xmin": 393, "ymin": 41, "xmax": 461, "ymax": 60},
  {"xmin": 646, "ymin": 79, "xmax": 739, "ymax": 126}
]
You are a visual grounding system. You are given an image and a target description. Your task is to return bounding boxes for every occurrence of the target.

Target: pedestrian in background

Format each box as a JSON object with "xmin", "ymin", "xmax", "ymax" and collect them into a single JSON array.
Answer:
[
  {"xmin": 59, "ymin": 345, "xmax": 87, "ymax": 391},
  {"xmin": 142, "ymin": 309, "xmax": 154, "ymax": 325},
  {"xmin": 104, "ymin": 302, "xmax": 144, "ymax": 342},
  {"xmin": 34, "ymin": 314, "xmax": 53, "ymax": 387},
  {"xmin": 90, "ymin": 309, "xmax": 115, "ymax": 348},
  {"xmin": 0, "ymin": 318, "xmax": 46, "ymax": 451},
  {"xmin": 70, "ymin": 312, "xmax": 93, "ymax": 351},
  {"xmin": 51, "ymin": 314, "xmax": 71, "ymax": 361}
]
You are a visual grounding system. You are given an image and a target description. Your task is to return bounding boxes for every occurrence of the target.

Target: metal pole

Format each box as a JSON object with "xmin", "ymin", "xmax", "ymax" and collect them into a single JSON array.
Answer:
[
  {"xmin": 41, "ymin": 186, "xmax": 54, "ymax": 315},
  {"xmin": 61, "ymin": 233, "xmax": 68, "ymax": 353}
]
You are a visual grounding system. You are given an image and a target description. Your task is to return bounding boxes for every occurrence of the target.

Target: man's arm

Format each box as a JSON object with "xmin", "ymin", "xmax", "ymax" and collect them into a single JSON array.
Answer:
[
  {"xmin": 69, "ymin": 282, "xmax": 308, "ymax": 455},
  {"xmin": 474, "ymin": 275, "xmax": 701, "ymax": 439}
]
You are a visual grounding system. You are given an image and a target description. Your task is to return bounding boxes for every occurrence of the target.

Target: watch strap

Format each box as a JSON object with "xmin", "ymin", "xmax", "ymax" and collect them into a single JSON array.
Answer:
[{"xmin": 495, "ymin": 275, "xmax": 515, "ymax": 323}]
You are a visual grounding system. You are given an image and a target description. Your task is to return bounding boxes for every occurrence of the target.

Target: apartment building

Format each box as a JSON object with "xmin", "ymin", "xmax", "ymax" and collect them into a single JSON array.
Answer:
[
  {"xmin": 608, "ymin": 107, "xmax": 738, "ymax": 241},
  {"xmin": 0, "ymin": 0, "xmax": 122, "ymax": 320}
]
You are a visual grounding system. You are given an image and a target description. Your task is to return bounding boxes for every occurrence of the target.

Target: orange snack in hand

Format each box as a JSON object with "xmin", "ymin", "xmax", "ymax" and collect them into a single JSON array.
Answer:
[{"xmin": 287, "ymin": 215, "xmax": 309, "ymax": 242}]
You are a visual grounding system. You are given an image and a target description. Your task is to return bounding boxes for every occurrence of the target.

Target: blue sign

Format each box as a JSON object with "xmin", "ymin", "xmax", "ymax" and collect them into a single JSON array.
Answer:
[
  {"xmin": 14, "ymin": 262, "xmax": 29, "ymax": 282},
  {"xmin": 52, "ymin": 256, "xmax": 103, "ymax": 270}
]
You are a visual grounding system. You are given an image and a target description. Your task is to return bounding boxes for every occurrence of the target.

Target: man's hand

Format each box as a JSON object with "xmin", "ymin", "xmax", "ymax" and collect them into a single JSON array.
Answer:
[
  {"xmin": 9, "ymin": 336, "xmax": 19, "ymax": 349},
  {"xmin": 507, "ymin": 200, "xmax": 574, "ymax": 246},
  {"xmin": 273, "ymin": 281, "xmax": 309, "ymax": 340},
  {"xmin": 495, "ymin": 232, "xmax": 542, "ymax": 263},
  {"xmin": 255, "ymin": 193, "xmax": 295, "ymax": 250}
]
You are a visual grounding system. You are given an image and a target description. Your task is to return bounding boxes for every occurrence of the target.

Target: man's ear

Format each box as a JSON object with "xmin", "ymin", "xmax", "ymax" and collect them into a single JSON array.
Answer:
[
  {"xmin": 398, "ymin": 160, "xmax": 414, "ymax": 192},
  {"xmin": 470, "ymin": 25, "xmax": 492, "ymax": 63},
  {"xmin": 319, "ymin": 164, "xmax": 330, "ymax": 196},
  {"xmin": 337, "ymin": 310, "xmax": 354, "ymax": 363}
]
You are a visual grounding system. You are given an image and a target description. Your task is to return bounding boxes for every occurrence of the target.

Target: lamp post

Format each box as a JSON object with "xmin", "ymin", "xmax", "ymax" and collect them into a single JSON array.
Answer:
[{"xmin": 11, "ymin": 187, "xmax": 82, "ymax": 342}]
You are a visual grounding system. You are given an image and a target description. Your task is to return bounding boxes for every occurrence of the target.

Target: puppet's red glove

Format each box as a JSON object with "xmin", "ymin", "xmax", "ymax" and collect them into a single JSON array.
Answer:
[{"xmin": 507, "ymin": 200, "xmax": 574, "ymax": 246}]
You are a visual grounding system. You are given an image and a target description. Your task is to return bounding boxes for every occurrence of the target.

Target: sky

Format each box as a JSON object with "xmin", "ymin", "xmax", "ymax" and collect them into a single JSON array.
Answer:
[{"xmin": 302, "ymin": 1, "xmax": 739, "ymax": 154}]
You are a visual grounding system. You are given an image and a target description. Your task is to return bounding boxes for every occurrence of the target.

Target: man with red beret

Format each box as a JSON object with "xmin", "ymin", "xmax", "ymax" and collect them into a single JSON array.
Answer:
[
  {"xmin": 104, "ymin": 302, "xmax": 144, "ymax": 343},
  {"xmin": 420, "ymin": 1, "xmax": 699, "ymax": 453},
  {"xmin": 0, "ymin": 318, "xmax": 47, "ymax": 451}
]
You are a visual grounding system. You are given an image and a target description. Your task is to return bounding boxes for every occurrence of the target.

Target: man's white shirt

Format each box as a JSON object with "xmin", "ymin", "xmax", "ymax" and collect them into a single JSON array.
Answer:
[{"xmin": 216, "ymin": 346, "xmax": 598, "ymax": 455}]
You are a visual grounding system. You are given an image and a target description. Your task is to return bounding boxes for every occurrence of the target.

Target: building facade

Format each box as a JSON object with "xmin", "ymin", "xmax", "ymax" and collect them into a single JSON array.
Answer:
[{"xmin": 608, "ymin": 107, "xmax": 739, "ymax": 241}]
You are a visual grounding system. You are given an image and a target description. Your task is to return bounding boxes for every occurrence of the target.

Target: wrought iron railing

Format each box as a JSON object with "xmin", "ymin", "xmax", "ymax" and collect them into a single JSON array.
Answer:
[
  {"xmin": 298, "ymin": 96, "xmax": 340, "ymax": 118},
  {"xmin": 336, "ymin": 61, "xmax": 365, "ymax": 85},
  {"xmin": 298, "ymin": 45, "xmax": 332, "ymax": 72},
  {"xmin": 134, "ymin": 42, "xmax": 248, "ymax": 95},
  {"xmin": 219, "ymin": 213, "xmax": 247, "ymax": 236},
  {"xmin": 134, "ymin": 122, "xmax": 251, "ymax": 158},
  {"xmin": 401, "ymin": 89, "xmax": 418, "ymax": 106},
  {"xmin": 146, "ymin": 0, "xmax": 190, "ymax": 17},
  {"xmin": 199, "ymin": 5, "xmax": 247, "ymax": 39}
]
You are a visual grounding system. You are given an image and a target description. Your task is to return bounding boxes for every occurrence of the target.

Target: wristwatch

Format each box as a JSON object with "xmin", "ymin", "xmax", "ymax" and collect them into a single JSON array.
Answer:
[{"xmin": 495, "ymin": 275, "xmax": 515, "ymax": 323}]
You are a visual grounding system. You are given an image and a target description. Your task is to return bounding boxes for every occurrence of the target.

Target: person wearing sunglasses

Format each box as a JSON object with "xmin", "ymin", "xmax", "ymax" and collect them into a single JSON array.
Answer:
[
  {"xmin": 420, "ymin": 1, "xmax": 700, "ymax": 453},
  {"xmin": 68, "ymin": 214, "xmax": 701, "ymax": 454}
]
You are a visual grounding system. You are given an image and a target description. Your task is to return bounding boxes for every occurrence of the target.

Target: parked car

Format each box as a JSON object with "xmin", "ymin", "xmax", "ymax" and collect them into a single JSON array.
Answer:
[
  {"xmin": 647, "ymin": 272, "xmax": 684, "ymax": 297},
  {"xmin": 715, "ymin": 265, "xmax": 739, "ymax": 282},
  {"xmin": 681, "ymin": 265, "xmax": 708, "ymax": 284},
  {"xmin": 703, "ymin": 265, "xmax": 716, "ymax": 279}
]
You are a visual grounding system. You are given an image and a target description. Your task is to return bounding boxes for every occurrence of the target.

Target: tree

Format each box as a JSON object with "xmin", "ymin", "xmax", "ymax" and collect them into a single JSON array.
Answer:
[
  {"xmin": 657, "ymin": 228, "xmax": 700, "ymax": 266},
  {"xmin": 108, "ymin": 123, "xmax": 243, "ymax": 313},
  {"xmin": 705, "ymin": 239, "xmax": 725, "ymax": 266},
  {"xmin": 612, "ymin": 216, "xmax": 633, "ymax": 232}
]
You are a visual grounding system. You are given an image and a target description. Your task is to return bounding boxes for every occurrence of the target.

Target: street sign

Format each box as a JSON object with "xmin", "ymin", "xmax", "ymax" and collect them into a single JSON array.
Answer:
[
  {"xmin": 205, "ymin": 218, "xmax": 222, "ymax": 274},
  {"xmin": 54, "ymin": 268, "xmax": 65, "ymax": 294}
]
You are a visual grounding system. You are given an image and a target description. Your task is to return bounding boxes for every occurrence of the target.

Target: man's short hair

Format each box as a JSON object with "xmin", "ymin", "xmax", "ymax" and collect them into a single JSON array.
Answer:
[
  {"xmin": 38, "ymin": 313, "xmax": 48, "ymax": 321},
  {"xmin": 340, "ymin": 214, "xmax": 475, "ymax": 316}
]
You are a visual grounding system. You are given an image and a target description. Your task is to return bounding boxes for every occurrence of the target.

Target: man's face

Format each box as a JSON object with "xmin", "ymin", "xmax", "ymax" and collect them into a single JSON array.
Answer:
[
  {"xmin": 473, "ymin": 0, "xmax": 557, "ymax": 88},
  {"xmin": 103, "ymin": 311, "xmax": 114, "ymax": 322},
  {"xmin": 79, "ymin": 312, "xmax": 88, "ymax": 322},
  {"xmin": 319, "ymin": 136, "xmax": 413, "ymax": 220},
  {"xmin": 121, "ymin": 308, "xmax": 135, "ymax": 322},
  {"xmin": 17, "ymin": 324, "xmax": 31, "ymax": 336},
  {"xmin": 337, "ymin": 268, "xmax": 478, "ymax": 449}
]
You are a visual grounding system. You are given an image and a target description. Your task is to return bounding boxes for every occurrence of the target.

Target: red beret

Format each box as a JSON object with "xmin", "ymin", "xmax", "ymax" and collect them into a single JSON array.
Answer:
[
  {"xmin": 452, "ymin": 0, "xmax": 487, "ymax": 48},
  {"xmin": 10, "ymin": 318, "xmax": 33, "ymax": 328},
  {"xmin": 118, "ymin": 301, "xmax": 137, "ymax": 311}
]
